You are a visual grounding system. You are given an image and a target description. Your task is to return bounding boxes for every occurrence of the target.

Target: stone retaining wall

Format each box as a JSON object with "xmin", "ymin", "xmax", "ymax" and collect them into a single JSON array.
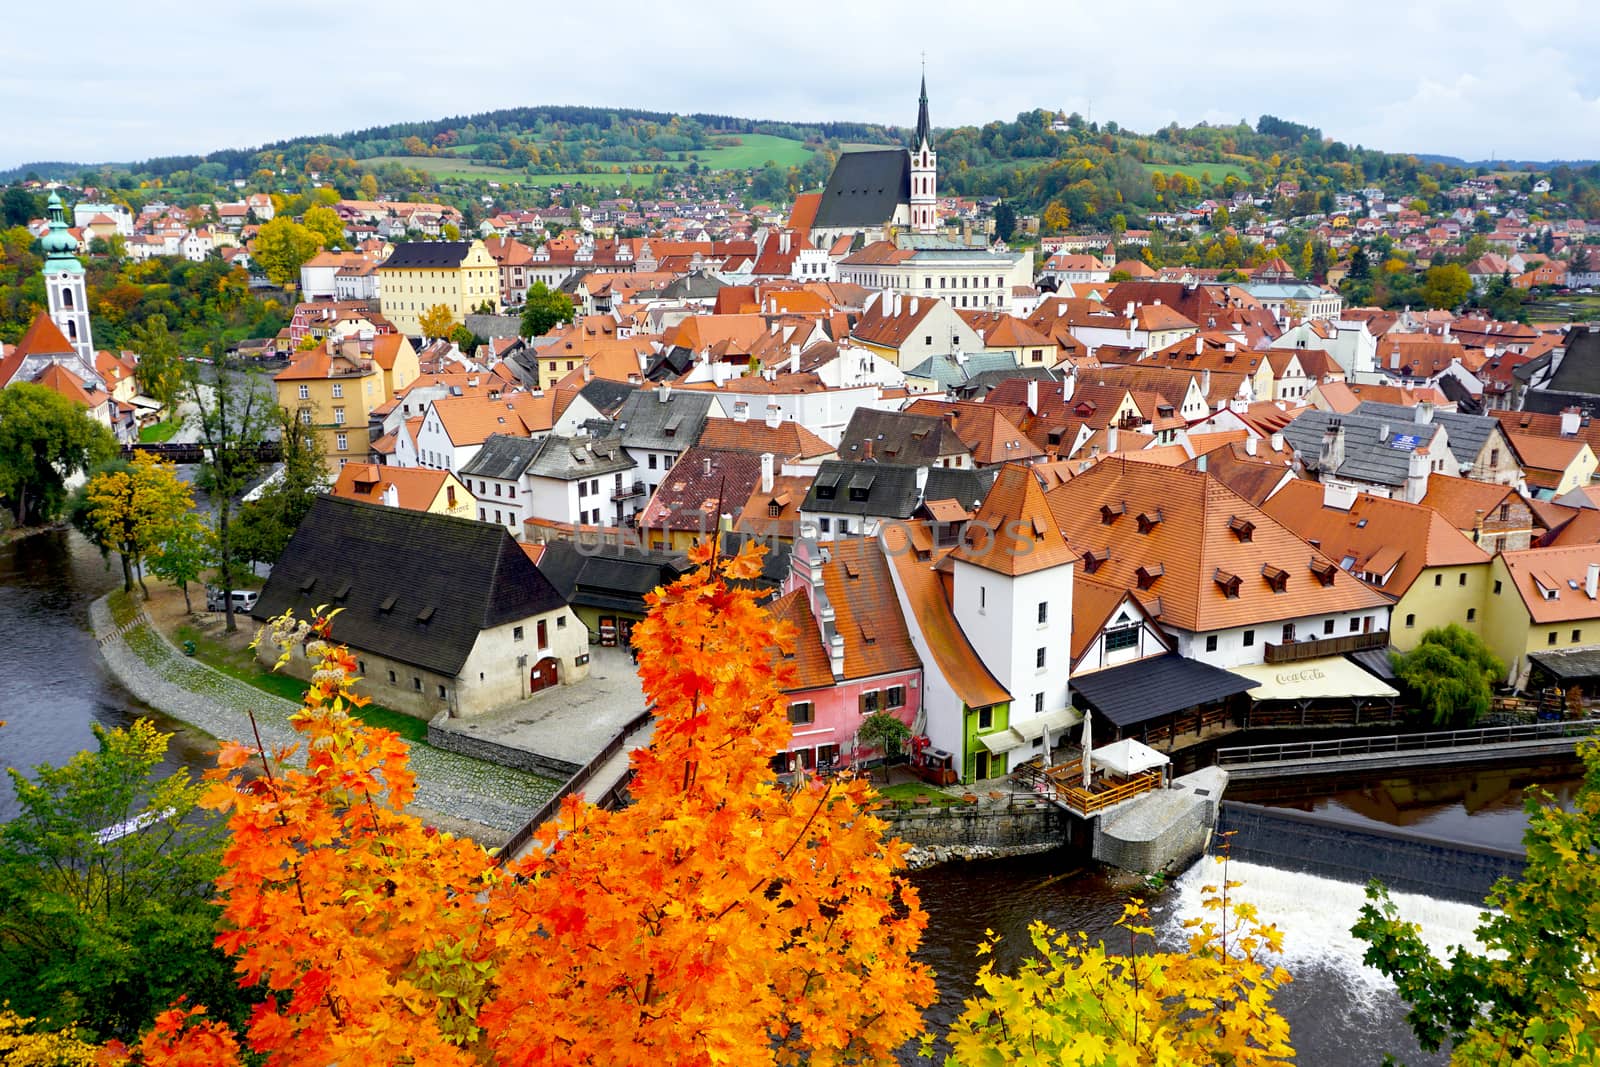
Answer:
[
  {"xmin": 427, "ymin": 720, "xmax": 583, "ymax": 780},
  {"xmin": 881, "ymin": 800, "xmax": 1068, "ymax": 866}
]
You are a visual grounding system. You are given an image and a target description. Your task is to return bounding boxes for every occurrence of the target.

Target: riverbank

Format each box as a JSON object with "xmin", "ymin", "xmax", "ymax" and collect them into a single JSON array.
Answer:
[{"xmin": 89, "ymin": 593, "xmax": 559, "ymax": 843}]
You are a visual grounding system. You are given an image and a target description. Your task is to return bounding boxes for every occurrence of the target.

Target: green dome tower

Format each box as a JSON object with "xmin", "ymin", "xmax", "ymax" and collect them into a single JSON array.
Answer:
[{"xmin": 42, "ymin": 192, "xmax": 93, "ymax": 362}]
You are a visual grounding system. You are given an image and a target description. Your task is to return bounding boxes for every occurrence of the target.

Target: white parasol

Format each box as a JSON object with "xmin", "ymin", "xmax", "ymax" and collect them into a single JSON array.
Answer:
[{"xmin": 1080, "ymin": 709, "xmax": 1093, "ymax": 790}]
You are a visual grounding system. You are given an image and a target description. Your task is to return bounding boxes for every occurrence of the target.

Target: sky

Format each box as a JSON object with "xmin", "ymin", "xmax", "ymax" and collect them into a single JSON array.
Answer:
[{"xmin": 4, "ymin": 0, "xmax": 1599, "ymax": 170}]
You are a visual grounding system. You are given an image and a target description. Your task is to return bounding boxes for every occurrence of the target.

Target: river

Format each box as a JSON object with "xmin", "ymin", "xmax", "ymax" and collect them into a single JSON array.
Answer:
[
  {"xmin": 0, "ymin": 528, "xmax": 217, "ymax": 820},
  {"xmin": 1, "ymin": 528, "xmax": 1581, "ymax": 1063}
]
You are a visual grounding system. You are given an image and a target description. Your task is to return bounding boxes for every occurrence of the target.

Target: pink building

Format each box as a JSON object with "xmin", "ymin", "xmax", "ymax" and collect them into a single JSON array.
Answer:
[{"xmin": 769, "ymin": 538, "xmax": 922, "ymax": 773}]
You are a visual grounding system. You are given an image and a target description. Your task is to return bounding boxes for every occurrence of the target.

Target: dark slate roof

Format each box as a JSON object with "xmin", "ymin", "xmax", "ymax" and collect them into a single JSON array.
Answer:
[
  {"xmin": 1524, "ymin": 390, "xmax": 1600, "ymax": 417},
  {"xmin": 924, "ymin": 467, "xmax": 997, "ymax": 509},
  {"xmin": 839, "ymin": 408, "xmax": 967, "ymax": 466},
  {"xmin": 813, "ymin": 149, "xmax": 910, "ymax": 230},
  {"xmin": 526, "ymin": 434, "xmax": 633, "ymax": 481},
  {"xmin": 1281, "ymin": 409, "xmax": 1428, "ymax": 487},
  {"xmin": 1436, "ymin": 374, "xmax": 1483, "ymax": 415},
  {"xmin": 535, "ymin": 541, "xmax": 691, "ymax": 616},
  {"xmin": 613, "ymin": 388, "xmax": 713, "ymax": 451},
  {"xmin": 643, "ymin": 346, "xmax": 697, "ymax": 381},
  {"xmin": 576, "ymin": 378, "xmax": 637, "ymax": 417},
  {"xmin": 1543, "ymin": 325, "xmax": 1600, "ymax": 397},
  {"xmin": 956, "ymin": 365, "xmax": 1057, "ymax": 400},
  {"xmin": 459, "ymin": 433, "xmax": 541, "ymax": 481},
  {"xmin": 251, "ymin": 496, "xmax": 566, "ymax": 677},
  {"xmin": 465, "ymin": 313, "xmax": 524, "ymax": 340},
  {"xmin": 501, "ymin": 351, "xmax": 542, "ymax": 389},
  {"xmin": 1529, "ymin": 646, "xmax": 1600, "ymax": 683},
  {"xmin": 657, "ymin": 271, "xmax": 726, "ymax": 300},
  {"xmin": 1070, "ymin": 654, "xmax": 1258, "ymax": 729},
  {"xmin": 380, "ymin": 241, "xmax": 474, "ymax": 269},
  {"xmin": 801, "ymin": 461, "xmax": 923, "ymax": 518},
  {"xmin": 1355, "ymin": 401, "xmax": 1497, "ymax": 463}
]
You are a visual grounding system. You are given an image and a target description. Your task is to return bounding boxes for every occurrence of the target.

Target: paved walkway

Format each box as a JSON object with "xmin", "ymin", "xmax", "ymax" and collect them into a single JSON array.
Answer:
[
  {"xmin": 90, "ymin": 596, "xmax": 559, "ymax": 838},
  {"xmin": 431, "ymin": 645, "xmax": 650, "ymax": 769}
]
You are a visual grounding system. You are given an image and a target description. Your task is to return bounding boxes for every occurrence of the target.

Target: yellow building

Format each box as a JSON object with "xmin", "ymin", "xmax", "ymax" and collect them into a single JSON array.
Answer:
[
  {"xmin": 376, "ymin": 240, "xmax": 501, "ymax": 337},
  {"xmin": 1483, "ymin": 546, "xmax": 1600, "ymax": 688},
  {"xmin": 1504, "ymin": 431, "xmax": 1597, "ymax": 500},
  {"xmin": 274, "ymin": 334, "xmax": 419, "ymax": 474},
  {"xmin": 330, "ymin": 463, "xmax": 474, "ymax": 518}
]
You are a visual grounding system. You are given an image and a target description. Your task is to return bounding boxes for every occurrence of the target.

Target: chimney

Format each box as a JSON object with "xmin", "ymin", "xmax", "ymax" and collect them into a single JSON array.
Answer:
[
  {"xmin": 658, "ymin": 382, "xmax": 671, "ymax": 403},
  {"xmin": 1107, "ymin": 426, "xmax": 1119, "ymax": 453},
  {"xmin": 1244, "ymin": 435, "xmax": 1258, "ymax": 457},
  {"xmin": 1378, "ymin": 422, "xmax": 1390, "ymax": 443},
  {"xmin": 1588, "ymin": 562, "xmax": 1599, "ymax": 600},
  {"xmin": 381, "ymin": 482, "xmax": 399, "ymax": 508},
  {"xmin": 734, "ymin": 401, "xmax": 749, "ymax": 423},
  {"xmin": 1415, "ymin": 401, "xmax": 1435, "ymax": 425},
  {"xmin": 1201, "ymin": 369, "xmax": 1212, "ymax": 398},
  {"xmin": 1027, "ymin": 378, "xmax": 1039, "ymax": 415},
  {"xmin": 862, "ymin": 438, "xmax": 874, "ymax": 462},
  {"xmin": 766, "ymin": 403, "xmax": 781, "ymax": 429},
  {"xmin": 1322, "ymin": 481, "xmax": 1357, "ymax": 511},
  {"xmin": 1270, "ymin": 431, "xmax": 1285, "ymax": 452},
  {"xmin": 583, "ymin": 362, "xmax": 593, "ymax": 382},
  {"xmin": 760, "ymin": 452, "xmax": 775, "ymax": 494},
  {"xmin": 1195, "ymin": 336, "xmax": 1203, "ymax": 356},
  {"xmin": 1320, "ymin": 420, "xmax": 1345, "ymax": 471},
  {"xmin": 1562, "ymin": 406, "xmax": 1582, "ymax": 437},
  {"xmin": 788, "ymin": 343, "xmax": 800, "ymax": 374},
  {"xmin": 703, "ymin": 455, "xmax": 713, "ymax": 476}
]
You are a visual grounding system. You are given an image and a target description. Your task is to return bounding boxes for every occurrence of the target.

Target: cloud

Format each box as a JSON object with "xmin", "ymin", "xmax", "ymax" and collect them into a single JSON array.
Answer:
[{"xmin": 2, "ymin": 0, "xmax": 1597, "ymax": 167}]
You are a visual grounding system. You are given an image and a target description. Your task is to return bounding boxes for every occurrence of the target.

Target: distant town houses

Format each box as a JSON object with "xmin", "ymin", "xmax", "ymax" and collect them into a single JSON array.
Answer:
[{"xmin": 10, "ymin": 74, "xmax": 1600, "ymax": 764}]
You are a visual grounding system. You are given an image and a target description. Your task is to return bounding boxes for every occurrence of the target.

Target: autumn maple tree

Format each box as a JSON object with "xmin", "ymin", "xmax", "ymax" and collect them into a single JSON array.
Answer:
[{"xmin": 105, "ymin": 540, "xmax": 934, "ymax": 1065}]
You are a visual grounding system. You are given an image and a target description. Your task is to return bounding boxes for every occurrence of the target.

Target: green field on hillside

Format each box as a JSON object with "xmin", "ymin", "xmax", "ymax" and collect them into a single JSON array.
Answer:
[
  {"xmin": 367, "ymin": 155, "xmax": 529, "ymax": 180},
  {"xmin": 1141, "ymin": 161, "xmax": 1250, "ymax": 182},
  {"xmin": 694, "ymin": 134, "xmax": 814, "ymax": 169}
]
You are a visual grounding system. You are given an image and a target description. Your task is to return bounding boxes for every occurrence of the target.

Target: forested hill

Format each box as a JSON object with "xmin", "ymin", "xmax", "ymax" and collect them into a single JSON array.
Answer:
[
  {"xmin": 0, "ymin": 105, "xmax": 905, "ymax": 184},
  {"xmin": 9, "ymin": 104, "xmax": 1597, "ymax": 231}
]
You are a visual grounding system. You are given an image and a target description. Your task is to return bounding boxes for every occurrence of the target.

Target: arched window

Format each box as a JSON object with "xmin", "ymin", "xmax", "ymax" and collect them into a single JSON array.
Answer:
[
  {"xmin": 62, "ymin": 288, "xmax": 73, "ymax": 308},
  {"xmin": 66, "ymin": 320, "xmax": 76, "ymax": 340}
]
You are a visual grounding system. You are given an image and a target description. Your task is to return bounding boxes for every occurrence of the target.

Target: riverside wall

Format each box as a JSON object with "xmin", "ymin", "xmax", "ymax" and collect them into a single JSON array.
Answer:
[{"xmin": 882, "ymin": 798, "xmax": 1070, "ymax": 868}]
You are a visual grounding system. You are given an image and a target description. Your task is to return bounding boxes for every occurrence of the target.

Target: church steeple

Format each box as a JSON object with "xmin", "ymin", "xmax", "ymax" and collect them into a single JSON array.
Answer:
[
  {"xmin": 915, "ymin": 72, "xmax": 932, "ymax": 152},
  {"xmin": 909, "ymin": 68, "xmax": 938, "ymax": 235}
]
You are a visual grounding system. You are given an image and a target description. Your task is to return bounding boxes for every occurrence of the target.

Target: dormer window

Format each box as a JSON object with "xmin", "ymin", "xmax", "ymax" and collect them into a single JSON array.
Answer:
[
  {"xmin": 1135, "ymin": 563, "xmax": 1164, "ymax": 590},
  {"xmin": 1136, "ymin": 509, "xmax": 1163, "ymax": 534},
  {"xmin": 1228, "ymin": 516, "xmax": 1254, "ymax": 543},
  {"xmin": 1309, "ymin": 559, "xmax": 1338, "ymax": 588},
  {"xmin": 1081, "ymin": 548, "xmax": 1109, "ymax": 574},
  {"xmin": 1262, "ymin": 564, "xmax": 1290, "ymax": 594},
  {"xmin": 1100, "ymin": 502, "xmax": 1124, "ymax": 525},
  {"xmin": 1214, "ymin": 569, "xmax": 1242, "ymax": 599}
]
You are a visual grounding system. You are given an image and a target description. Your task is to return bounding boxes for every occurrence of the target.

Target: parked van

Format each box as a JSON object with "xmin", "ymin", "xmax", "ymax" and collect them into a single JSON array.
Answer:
[{"xmin": 205, "ymin": 587, "xmax": 259, "ymax": 613}]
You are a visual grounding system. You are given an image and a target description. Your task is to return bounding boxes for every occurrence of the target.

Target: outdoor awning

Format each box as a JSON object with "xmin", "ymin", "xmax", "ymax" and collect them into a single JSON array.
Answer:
[
  {"xmin": 1070, "ymin": 654, "xmax": 1259, "ymax": 729},
  {"xmin": 977, "ymin": 729, "xmax": 1028, "ymax": 755},
  {"xmin": 1228, "ymin": 655, "xmax": 1398, "ymax": 702},
  {"xmin": 978, "ymin": 706, "xmax": 1082, "ymax": 755},
  {"xmin": 1529, "ymin": 647, "xmax": 1600, "ymax": 683},
  {"xmin": 1091, "ymin": 738, "xmax": 1170, "ymax": 777},
  {"xmin": 1014, "ymin": 706, "xmax": 1080, "ymax": 742}
]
